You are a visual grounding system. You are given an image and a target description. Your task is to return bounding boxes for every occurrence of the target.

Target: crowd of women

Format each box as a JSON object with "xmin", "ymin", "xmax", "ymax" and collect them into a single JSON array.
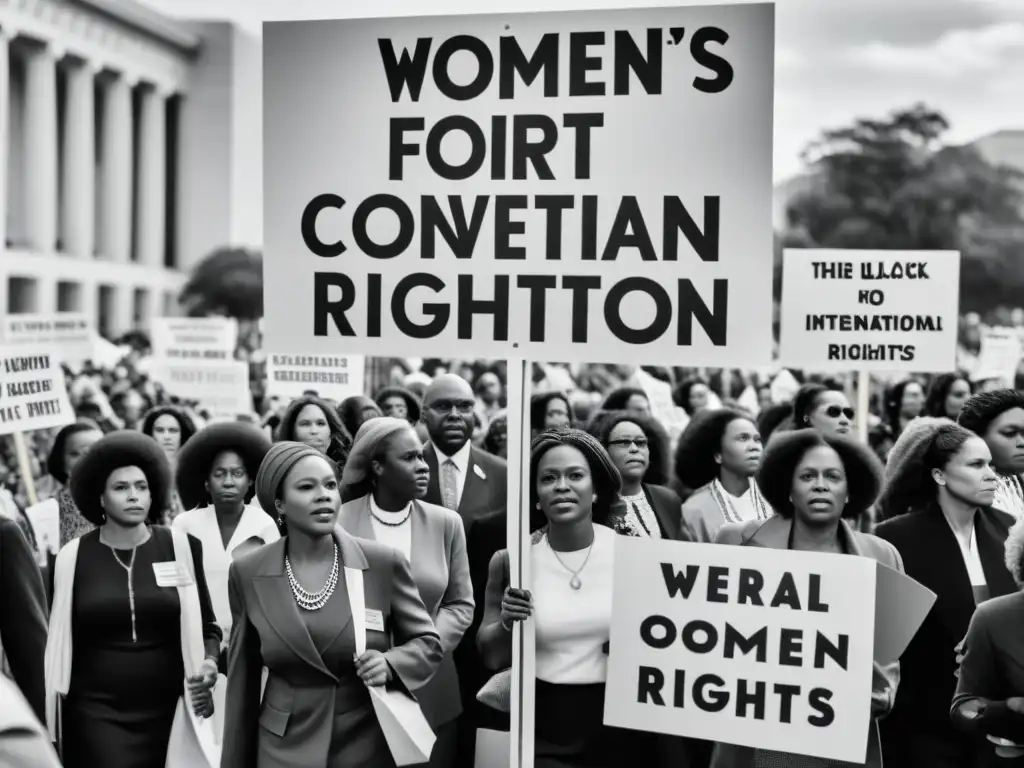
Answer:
[{"xmin": 1, "ymin": 356, "xmax": 1024, "ymax": 768}]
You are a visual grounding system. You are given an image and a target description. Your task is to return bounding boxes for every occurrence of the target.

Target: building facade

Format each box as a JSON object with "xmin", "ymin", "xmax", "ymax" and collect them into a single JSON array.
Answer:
[{"xmin": 0, "ymin": 0, "xmax": 260, "ymax": 338}]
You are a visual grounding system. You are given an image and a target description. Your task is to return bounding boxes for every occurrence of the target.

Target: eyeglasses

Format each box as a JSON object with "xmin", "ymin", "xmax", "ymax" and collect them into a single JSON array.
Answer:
[
  {"xmin": 428, "ymin": 400, "xmax": 476, "ymax": 416},
  {"xmin": 824, "ymin": 406, "xmax": 855, "ymax": 420},
  {"xmin": 608, "ymin": 437, "xmax": 649, "ymax": 449}
]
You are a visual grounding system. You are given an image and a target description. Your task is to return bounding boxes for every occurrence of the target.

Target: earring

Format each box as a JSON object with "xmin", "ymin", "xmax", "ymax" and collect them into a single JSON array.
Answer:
[
  {"xmin": 535, "ymin": 502, "xmax": 541, "ymax": 510},
  {"xmin": 593, "ymin": 494, "xmax": 598, "ymax": 501}
]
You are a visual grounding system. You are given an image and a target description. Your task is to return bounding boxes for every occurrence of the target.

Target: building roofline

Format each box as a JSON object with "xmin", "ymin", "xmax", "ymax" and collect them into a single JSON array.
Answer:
[{"xmin": 73, "ymin": 0, "xmax": 201, "ymax": 53}]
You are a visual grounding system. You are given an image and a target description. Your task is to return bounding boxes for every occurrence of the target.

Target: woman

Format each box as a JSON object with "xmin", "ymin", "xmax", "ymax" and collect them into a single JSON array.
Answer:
[
  {"xmin": 713, "ymin": 429, "xmax": 903, "ymax": 767},
  {"xmin": 875, "ymin": 422, "xmax": 1017, "ymax": 768},
  {"xmin": 375, "ymin": 386, "xmax": 422, "ymax": 425},
  {"xmin": 676, "ymin": 408, "xmax": 769, "ymax": 543},
  {"xmin": 790, "ymin": 382, "xmax": 855, "ymax": 436},
  {"xmin": 479, "ymin": 428, "xmax": 656, "ymax": 766},
  {"xmin": 951, "ymin": 517, "xmax": 1024, "ymax": 765},
  {"xmin": 221, "ymin": 442, "xmax": 443, "ymax": 768},
  {"xmin": 45, "ymin": 431, "xmax": 221, "ymax": 768},
  {"xmin": 172, "ymin": 421, "xmax": 280, "ymax": 669},
  {"xmin": 587, "ymin": 409, "xmax": 684, "ymax": 540},
  {"xmin": 47, "ymin": 420, "xmax": 104, "ymax": 549},
  {"xmin": 338, "ymin": 418, "xmax": 474, "ymax": 768},
  {"xmin": 959, "ymin": 389, "xmax": 1024, "ymax": 520},
  {"xmin": 140, "ymin": 406, "xmax": 197, "ymax": 524},
  {"xmin": 338, "ymin": 395, "xmax": 384, "ymax": 439},
  {"xmin": 531, "ymin": 392, "xmax": 574, "ymax": 435},
  {"xmin": 926, "ymin": 374, "xmax": 973, "ymax": 421},
  {"xmin": 884, "ymin": 379, "xmax": 926, "ymax": 439},
  {"xmin": 600, "ymin": 387, "xmax": 650, "ymax": 416},
  {"xmin": 673, "ymin": 376, "xmax": 711, "ymax": 417},
  {"xmin": 275, "ymin": 395, "xmax": 351, "ymax": 472}
]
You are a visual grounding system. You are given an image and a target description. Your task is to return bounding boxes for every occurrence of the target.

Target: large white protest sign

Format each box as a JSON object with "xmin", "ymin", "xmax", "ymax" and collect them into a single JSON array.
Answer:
[
  {"xmin": 973, "ymin": 327, "xmax": 1023, "ymax": 386},
  {"xmin": 604, "ymin": 537, "xmax": 876, "ymax": 763},
  {"xmin": 147, "ymin": 360, "xmax": 251, "ymax": 417},
  {"xmin": 263, "ymin": 4, "xmax": 774, "ymax": 366},
  {"xmin": 265, "ymin": 353, "xmax": 366, "ymax": 402},
  {"xmin": 150, "ymin": 318, "xmax": 238, "ymax": 361},
  {"xmin": 779, "ymin": 249, "xmax": 960, "ymax": 373},
  {"xmin": 0, "ymin": 346, "xmax": 75, "ymax": 435},
  {"xmin": 1, "ymin": 313, "xmax": 94, "ymax": 368}
]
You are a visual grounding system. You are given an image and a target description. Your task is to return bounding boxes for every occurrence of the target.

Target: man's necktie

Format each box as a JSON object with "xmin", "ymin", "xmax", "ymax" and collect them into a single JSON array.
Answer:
[{"xmin": 441, "ymin": 459, "xmax": 458, "ymax": 511}]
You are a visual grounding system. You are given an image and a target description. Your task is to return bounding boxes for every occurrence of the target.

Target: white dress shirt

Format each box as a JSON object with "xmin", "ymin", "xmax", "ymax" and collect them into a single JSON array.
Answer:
[{"xmin": 435, "ymin": 441, "xmax": 473, "ymax": 510}]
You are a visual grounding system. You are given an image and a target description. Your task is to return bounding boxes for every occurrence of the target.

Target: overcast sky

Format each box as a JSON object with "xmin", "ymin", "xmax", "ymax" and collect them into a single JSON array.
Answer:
[{"xmin": 137, "ymin": 0, "xmax": 1024, "ymax": 182}]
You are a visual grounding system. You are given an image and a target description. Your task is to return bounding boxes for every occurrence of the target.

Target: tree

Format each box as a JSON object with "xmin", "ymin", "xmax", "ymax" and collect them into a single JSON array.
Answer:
[
  {"xmin": 178, "ymin": 247, "xmax": 264, "ymax": 319},
  {"xmin": 781, "ymin": 104, "xmax": 1024, "ymax": 310}
]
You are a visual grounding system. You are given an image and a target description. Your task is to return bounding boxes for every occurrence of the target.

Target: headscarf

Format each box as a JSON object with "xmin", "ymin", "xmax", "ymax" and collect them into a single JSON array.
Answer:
[
  {"xmin": 340, "ymin": 417, "xmax": 413, "ymax": 491},
  {"xmin": 254, "ymin": 441, "xmax": 324, "ymax": 516}
]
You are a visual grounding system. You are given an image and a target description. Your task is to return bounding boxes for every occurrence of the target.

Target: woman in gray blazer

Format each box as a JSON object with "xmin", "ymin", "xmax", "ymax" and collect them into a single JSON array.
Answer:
[
  {"xmin": 339, "ymin": 417, "xmax": 474, "ymax": 768},
  {"xmin": 221, "ymin": 442, "xmax": 443, "ymax": 768}
]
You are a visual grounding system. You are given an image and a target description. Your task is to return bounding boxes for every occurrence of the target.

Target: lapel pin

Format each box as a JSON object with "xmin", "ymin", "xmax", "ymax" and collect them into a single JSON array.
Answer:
[{"xmin": 474, "ymin": 464, "xmax": 487, "ymax": 480}]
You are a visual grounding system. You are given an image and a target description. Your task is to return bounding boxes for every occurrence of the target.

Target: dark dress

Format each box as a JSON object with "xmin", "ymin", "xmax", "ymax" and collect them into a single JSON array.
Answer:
[{"xmin": 61, "ymin": 526, "xmax": 220, "ymax": 768}]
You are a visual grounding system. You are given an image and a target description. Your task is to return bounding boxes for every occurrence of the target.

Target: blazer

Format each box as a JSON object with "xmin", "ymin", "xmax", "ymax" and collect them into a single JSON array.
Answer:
[
  {"xmin": 423, "ymin": 443, "xmax": 507, "ymax": 533},
  {"xmin": 952, "ymin": 591, "xmax": 1024, "ymax": 746},
  {"xmin": 874, "ymin": 505, "xmax": 1017, "ymax": 768},
  {"xmin": 338, "ymin": 496, "xmax": 474, "ymax": 728},
  {"xmin": 0, "ymin": 518, "xmax": 49, "ymax": 723},
  {"xmin": 614, "ymin": 483, "xmax": 685, "ymax": 541},
  {"xmin": 221, "ymin": 527, "xmax": 443, "ymax": 768},
  {"xmin": 711, "ymin": 516, "xmax": 903, "ymax": 768}
]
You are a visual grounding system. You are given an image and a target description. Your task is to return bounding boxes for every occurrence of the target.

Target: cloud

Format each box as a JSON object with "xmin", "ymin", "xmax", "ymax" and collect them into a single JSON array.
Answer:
[{"xmin": 845, "ymin": 21, "xmax": 1024, "ymax": 77}]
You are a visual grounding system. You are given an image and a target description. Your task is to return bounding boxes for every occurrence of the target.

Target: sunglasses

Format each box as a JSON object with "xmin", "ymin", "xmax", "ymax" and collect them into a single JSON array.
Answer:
[{"xmin": 823, "ymin": 405, "xmax": 855, "ymax": 420}]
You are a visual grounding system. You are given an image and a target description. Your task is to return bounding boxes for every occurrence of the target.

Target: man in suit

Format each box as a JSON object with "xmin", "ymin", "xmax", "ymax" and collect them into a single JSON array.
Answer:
[{"xmin": 421, "ymin": 373, "xmax": 508, "ymax": 767}]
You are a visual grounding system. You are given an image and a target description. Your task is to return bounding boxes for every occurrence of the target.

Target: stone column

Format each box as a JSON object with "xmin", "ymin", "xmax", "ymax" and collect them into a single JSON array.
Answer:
[
  {"xmin": 61, "ymin": 59, "xmax": 96, "ymax": 258},
  {"xmin": 99, "ymin": 72, "xmax": 134, "ymax": 261},
  {"xmin": 0, "ymin": 30, "xmax": 10, "ymax": 253},
  {"xmin": 136, "ymin": 85, "xmax": 166, "ymax": 267},
  {"xmin": 24, "ymin": 41, "xmax": 58, "ymax": 252}
]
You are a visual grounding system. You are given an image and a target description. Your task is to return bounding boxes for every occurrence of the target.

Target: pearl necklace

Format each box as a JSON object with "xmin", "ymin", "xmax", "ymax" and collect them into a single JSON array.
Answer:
[{"xmin": 285, "ymin": 542, "xmax": 339, "ymax": 611}]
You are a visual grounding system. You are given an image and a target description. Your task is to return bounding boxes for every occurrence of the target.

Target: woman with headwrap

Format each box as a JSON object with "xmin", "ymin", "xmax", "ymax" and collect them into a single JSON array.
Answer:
[
  {"xmin": 275, "ymin": 395, "xmax": 352, "ymax": 473},
  {"xmin": 172, "ymin": 422, "xmax": 279, "ymax": 675},
  {"xmin": 221, "ymin": 442, "xmax": 443, "ymax": 768},
  {"xmin": 44, "ymin": 431, "xmax": 221, "ymax": 768},
  {"xmin": 338, "ymin": 418, "xmax": 474, "ymax": 768}
]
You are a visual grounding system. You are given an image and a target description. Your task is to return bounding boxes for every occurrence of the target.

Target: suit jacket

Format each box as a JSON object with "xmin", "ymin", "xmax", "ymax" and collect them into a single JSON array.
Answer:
[
  {"xmin": 711, "ymin": 516, "xmax": 903, "ymax": 768},
  {"xmin": 0, "ymin": 518, "xmax": 48, "ymax": 723},
  {"xmin": 874, "ymin": 505, "xmax": 1017, "ymax": 768},
  {"xmin": 615, "ymin": 483, "xmax": 685, "ymax": 541},
  {"xmin": 338, "ymin": 496, "xmax": 474, "ymax": 728},
  {"xmin": 221, "ymin": 527, "xmax": 443, "ymax": 768},
  {"xmin": 423, "ymin": 443, "xmax": 507, "ymax": 533}
]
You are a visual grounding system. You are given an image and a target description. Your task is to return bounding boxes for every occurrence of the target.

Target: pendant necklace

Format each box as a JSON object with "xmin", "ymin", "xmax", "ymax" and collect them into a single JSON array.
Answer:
[
  {"xmin": 547, "ymin": 534, "xmax": 594, "ymax": 591},
  {"xmin": 111, "ymin": 547, "xmax": 139, "ymax": 642}
]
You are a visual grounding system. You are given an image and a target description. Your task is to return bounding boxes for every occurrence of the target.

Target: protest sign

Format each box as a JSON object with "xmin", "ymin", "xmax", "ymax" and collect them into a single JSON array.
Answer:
[
  {"xmin": 972, "ymin": 326, "xmax": 1023, "ymax": 387},
  {"xmin": 604, "ymin": 537, "xmax": 876, "ymax": 763},
  {"xmin": 1, "ymin": 313, "xmax": 94, "ymax": 368},
  {"xmin": 150, "ymin": 317, "xmax": 238, "ymax": 361},
  {"xmin": 263, "ymin": 3, "xmax": 775, "ymax": 366},
  {"xmin": 265, "ymin": 353, "xmax": 366, "ymax": 402},
  {"xmin": 778, "ymin": 249, "xmax": 961, "ymax": 372},
  {"xmin": 0, "ymin": 345, "xmax": 75, "ymax": 436},
  {"xmin": 147, "ymin": 360, "xmax": 251, "ymax": 417}
]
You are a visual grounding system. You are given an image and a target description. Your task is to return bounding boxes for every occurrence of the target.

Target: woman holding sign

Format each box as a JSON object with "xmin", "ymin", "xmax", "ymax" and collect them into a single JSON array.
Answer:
[
  {"xmin": 220, "ymin": 442, "xmax": 443, "ymax": 768},
  {"xmin": 44, "ymin": 431, "xmax": 221, "ymax": 768},
  {"xmin": 338, "ymin": 417, "xmax": 475, "ymax": 768},
  {"xmin": 875, "ymin": 422, "xmax": 1017, "ymax": 768},
  {"xmin": 478, "ymin": 427, "xmax": 658, "ymax": 767},
  {"xmin": 951, "ymin": 517, "xmax": 1024, "ymax": 764},
  {"xmin": 713, "ymin": 429, "xmax": 902, "ymax": 768}
]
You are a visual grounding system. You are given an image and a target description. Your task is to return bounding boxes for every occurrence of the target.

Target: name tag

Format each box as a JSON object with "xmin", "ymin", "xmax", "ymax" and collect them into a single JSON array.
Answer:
[
  {"xmin": 365, "ymin": 609, "xmax": 385, "ymax": 632},
  {"xmin": 153, "ymin": 561, "xmax": 194, "ymax": 588}
]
